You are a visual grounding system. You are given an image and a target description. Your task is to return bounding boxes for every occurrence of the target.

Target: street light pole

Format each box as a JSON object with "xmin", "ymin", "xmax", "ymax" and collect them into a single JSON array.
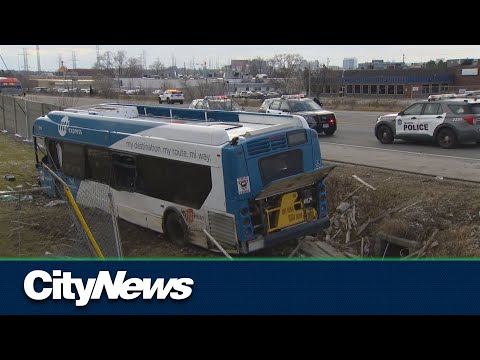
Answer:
[
  {"xmin": 204, "ymin": 61, "xmax": 207, "ymax": 86},
  {"xmin": 308, "ymin": 66, "xmax": 311, "ymax": 97}
]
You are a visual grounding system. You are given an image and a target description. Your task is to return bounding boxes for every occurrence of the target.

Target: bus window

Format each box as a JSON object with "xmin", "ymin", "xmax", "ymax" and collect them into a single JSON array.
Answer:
[
  {"xmin": 112, "ymin": 153, "xmax": 137, "ymax": 191},
  {"xmin": 136, "ymin": 155, "xmax": 212, "ymax": 209},
  {"xmin": 259, "ymin": 149, "xmax": 303, "ymax": 185},
  {"xmin": 86, "ymin": 147, "xmax": 111, "ymax": 184},
  {"xmin": 62, "ymin": 142, "xmax": 86, "ymax": 179}
]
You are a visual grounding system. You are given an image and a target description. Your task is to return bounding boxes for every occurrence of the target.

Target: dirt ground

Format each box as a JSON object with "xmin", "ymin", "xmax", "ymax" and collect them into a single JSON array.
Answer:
[{"xmin": 1, "ymin": 133, "xmax": 479, "ymax": 258}]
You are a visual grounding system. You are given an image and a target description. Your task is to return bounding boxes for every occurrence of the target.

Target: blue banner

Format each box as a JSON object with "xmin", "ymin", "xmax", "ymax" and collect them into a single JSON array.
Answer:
[{"xmin": 1, "ymin": 260, "xmax": 480, "ymax": 315}]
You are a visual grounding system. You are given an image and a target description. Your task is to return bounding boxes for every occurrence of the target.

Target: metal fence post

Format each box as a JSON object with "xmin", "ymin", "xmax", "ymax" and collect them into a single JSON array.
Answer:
[
  {"xmin": 1, "ymin": 96, "xmax": 5, "ymax": 131},
  {"xmin": 25, "ymin": 98, "xmax": 29, "ymax": 140},
  {"xmin": 13, "ymin": 98, "xmax": 17, "ymax": 135}
]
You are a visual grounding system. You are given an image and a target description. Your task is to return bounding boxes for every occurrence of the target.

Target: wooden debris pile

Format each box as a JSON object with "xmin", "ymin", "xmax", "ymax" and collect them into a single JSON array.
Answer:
[{"xmin": 292, "ymin": 174, "xmax": 440, "ymax": 259}]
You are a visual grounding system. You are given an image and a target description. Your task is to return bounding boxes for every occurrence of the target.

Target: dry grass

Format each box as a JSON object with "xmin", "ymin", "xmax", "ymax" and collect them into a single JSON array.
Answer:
[
  {"xmin": 323, "ymin": 98, "xmax": 412, "ymax": 112},
  {"xmin": 323, "ymin": 162, "xmax": 480, "ymax": 258}
]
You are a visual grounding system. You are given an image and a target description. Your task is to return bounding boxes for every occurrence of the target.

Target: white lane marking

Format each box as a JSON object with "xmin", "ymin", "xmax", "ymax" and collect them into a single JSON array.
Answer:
[{"xmin": 321, "ymin": 142, "xmax": 480, "ymax": 162}]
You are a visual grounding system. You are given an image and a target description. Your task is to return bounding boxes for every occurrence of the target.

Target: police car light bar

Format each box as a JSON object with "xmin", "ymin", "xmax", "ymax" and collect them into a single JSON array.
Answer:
[
  {"xmin": 204, "ymin": 95, "xmax": 230, "ymax": 100},
  {"xmin": 281, "ymin": 94, "xmax": 306, "ymax": 99}
]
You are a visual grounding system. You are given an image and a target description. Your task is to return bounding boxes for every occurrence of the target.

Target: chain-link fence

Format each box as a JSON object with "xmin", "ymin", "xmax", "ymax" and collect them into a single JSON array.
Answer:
[
  {"xmin": 0, "ymin": 95, "xmax": 63, "ymax": 141},
  {"xmin": 0, "ymin": 164, "xmax": 122, "ymax": 258}
]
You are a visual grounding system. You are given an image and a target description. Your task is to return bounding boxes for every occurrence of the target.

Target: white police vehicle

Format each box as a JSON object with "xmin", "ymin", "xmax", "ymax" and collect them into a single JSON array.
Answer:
[
  {"xmin": 375, "ymin": 97, "xmax": 480, "ymax": 148},
  {"xmin": 159, "ymin": 89, "xmax": 184, "ymax": 104}
]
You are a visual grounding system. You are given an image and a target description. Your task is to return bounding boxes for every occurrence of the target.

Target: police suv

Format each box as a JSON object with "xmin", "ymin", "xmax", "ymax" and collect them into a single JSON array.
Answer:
[
  {"xmin": 375, "ymin": 97, "xmax": 480, "ymax": 148},
  {"xmin": 259, "ymin": 95, "xmax": 337, "ymax": 136}
]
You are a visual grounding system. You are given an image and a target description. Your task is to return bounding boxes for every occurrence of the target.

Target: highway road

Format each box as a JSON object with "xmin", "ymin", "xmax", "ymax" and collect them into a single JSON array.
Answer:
[
  {"xmin": 321, "ymin": 110, "xmax": 480, "ymax": 182},
  {"xmin": 27, "ymin": 95, "xmax": 480, "ymax": 182}
]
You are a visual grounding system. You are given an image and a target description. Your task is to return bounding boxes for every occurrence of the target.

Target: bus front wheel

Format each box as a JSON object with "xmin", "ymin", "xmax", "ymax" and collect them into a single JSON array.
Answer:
[{"xmin": 165, "ymin": 212, "xmax": 187, "ymax": 245}]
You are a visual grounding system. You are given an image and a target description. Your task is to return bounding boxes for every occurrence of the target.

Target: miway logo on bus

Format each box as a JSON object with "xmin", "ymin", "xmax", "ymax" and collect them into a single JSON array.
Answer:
[{"xmin": 23, "ymin": 270, "xmax": 194, "ymax": 307}]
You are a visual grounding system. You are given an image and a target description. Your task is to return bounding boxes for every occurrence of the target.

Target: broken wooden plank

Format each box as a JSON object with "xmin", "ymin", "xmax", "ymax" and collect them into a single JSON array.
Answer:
[
  {"xmin": 417, "ymin": 229, "xmax": 439, "ymax": 258},
  {"xmin": 300, "ymin": 241, "xmax": 332, "ymax": 257},
  {"xmin": 341, "ymin": 185, "xmax": 364, "ymax": 203},
  {"xmin": 356, "ymin": 200, "xmax": 413, "ymax": 236},
  {"xmin": 398, "ymin": 200, "xmax": 422, "ymax": 213},
  {"xmin": 344, "ymin": 251, "xmax": 358, "ymax": 258},
  {"xmin": 288, "ymin": 240, "xmax": 304, "ymax": 258},
  {"xmin": 313, "ymin": 241, "xmax": 347, "ymax": 258},
  {"xmin": 376, "ymin": 232, "xmax": 419, "ymax": 250},
  {"xmin": 352, "ymin": 175, "xmax": 377, "ymax": 191},
  {"xmin": 0, "ymin": 187, "xmax": 48, "ymax": 195}
]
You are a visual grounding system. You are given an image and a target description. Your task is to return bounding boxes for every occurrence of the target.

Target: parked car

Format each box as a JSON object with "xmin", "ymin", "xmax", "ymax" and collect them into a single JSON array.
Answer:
[
  {"xmin": 152, "ymin": 89, "xmax": 163, "ymax": 95},
  {"xmin": 189, "ymin": 96, "xmax": 243, "ymax": 111},
  {"xmin": 32, "ymin": 87, "xmax": 48, "ymax": 93},
  {"xmin": 159, "ymin": 89, "xmax": 184, "ymax": 104},
  {"xmin": 259, "ymin": 95, "xmax": 337, "ymax": 136},
  {"xmin": 375, "ymin": 97, "xmax": 480, "ymax": 148}
]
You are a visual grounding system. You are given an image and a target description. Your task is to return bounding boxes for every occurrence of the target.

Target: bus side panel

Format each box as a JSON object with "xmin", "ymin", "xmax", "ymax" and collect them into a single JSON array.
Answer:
[{"xmin": 111, "ymin": 189, "xmax": 209, "ymax": 248}]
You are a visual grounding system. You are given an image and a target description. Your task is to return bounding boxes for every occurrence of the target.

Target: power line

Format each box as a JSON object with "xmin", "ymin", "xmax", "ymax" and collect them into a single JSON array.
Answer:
[{"xmin": 0, "ymin": 52, "xmax": 9, "ymax": 71}]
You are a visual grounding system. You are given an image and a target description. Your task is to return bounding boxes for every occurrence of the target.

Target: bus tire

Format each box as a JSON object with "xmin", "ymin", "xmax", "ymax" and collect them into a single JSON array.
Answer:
[{"xmin": 165, "ymin": 212, "xmax": 187, "ymax": 245}]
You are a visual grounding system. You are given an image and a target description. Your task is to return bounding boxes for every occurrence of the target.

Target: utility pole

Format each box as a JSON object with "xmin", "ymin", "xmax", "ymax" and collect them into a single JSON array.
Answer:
[
  {"xmin": 307, "ymin": 65, "xmax": 311, "ymax": 97},
  {"xmin": 72, "ymin": 51, "xmax": 77, "ymax": 69},
  {"xmin": 36, "ymin": 45, "xmax": 41, "ymax": 73},
  {"xmin": 96, "ymin": 45, "xmax": 100, "ymax": 65}
]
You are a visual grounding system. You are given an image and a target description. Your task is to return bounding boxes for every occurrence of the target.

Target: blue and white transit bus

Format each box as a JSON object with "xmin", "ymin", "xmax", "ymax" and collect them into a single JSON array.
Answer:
[{"xmin": 32, "ymin": 104, "xmax": 334, "ymax": 254}]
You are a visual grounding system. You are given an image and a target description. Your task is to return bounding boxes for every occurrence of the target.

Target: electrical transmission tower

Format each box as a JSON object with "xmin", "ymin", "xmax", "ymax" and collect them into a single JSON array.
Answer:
[{"xmin": 23, "ymin": 48, "xmax": 29, "ymax": 72}]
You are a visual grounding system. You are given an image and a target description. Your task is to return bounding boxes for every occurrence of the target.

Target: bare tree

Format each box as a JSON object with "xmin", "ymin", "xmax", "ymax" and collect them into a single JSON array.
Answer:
[
  {"xmin": 149, "ymin": 58, "xmax": 165, "ymax": 77},
  {"xmin": 125, "ymin": 57, "xmax": 142, "ymax": 78},
  {"xmin": 94, "ymin": 50, "xmax": 128, "ymax": 78},
  {"xmin": 248, "ymin": 57, "xmax": 269, "ymax": 76},
  {"xmin": 94, "ymin": 51, "xmax": 115, "ymax": 77},
  {"xmin": 268, "ymin": 53, "xmax": 306, "ymax": 94},
  {"xmin": 113, "ymin": 50, "xmax": 127, "ymax": 76}
]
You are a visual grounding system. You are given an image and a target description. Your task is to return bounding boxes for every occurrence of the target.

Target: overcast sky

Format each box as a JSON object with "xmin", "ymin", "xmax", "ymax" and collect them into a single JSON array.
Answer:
[{"xmin": 0, "ymin": 45, "xmax": 478, "ymax": 72}]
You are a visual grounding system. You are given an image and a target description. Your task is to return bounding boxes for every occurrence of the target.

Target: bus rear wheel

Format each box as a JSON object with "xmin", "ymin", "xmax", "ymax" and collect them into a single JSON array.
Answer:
[{"xmin": 165, "ymin": 212, "xmax": 187, "ymax": 245}]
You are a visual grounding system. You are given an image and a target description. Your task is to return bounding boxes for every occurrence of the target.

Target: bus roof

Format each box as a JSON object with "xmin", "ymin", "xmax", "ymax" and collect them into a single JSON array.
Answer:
[{"xmin": 33, "ymin": 103, "xmax": 309, "ymax": 148}]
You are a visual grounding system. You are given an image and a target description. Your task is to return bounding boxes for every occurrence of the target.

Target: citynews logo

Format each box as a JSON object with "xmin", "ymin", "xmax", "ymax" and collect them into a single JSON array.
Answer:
[{"xmin": 24, "ymin": 270, "xmax": 194, "ymax": 307}]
